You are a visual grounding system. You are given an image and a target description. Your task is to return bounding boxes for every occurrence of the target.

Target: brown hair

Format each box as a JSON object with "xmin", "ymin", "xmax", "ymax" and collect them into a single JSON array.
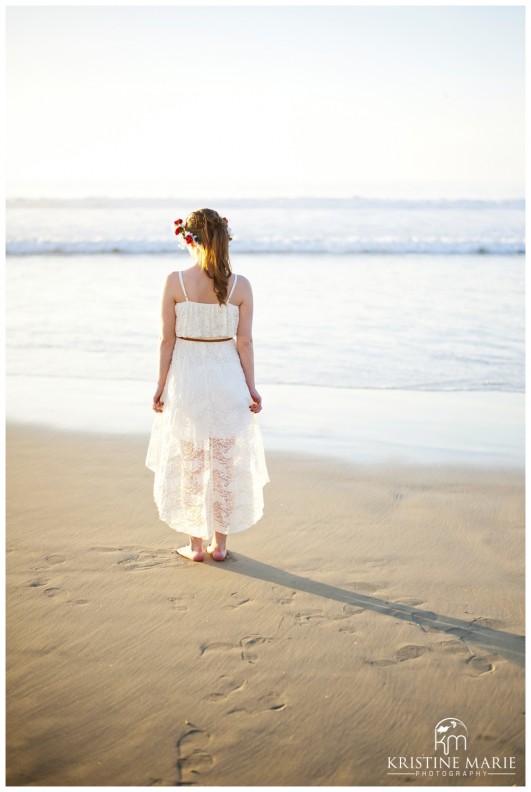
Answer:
[{"xmin": 185, "ymin": 208, "xmax": 233, "ymax": 305}]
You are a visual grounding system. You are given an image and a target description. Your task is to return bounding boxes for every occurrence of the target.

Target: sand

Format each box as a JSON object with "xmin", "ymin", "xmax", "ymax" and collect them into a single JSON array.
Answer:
[{"xmin": 6, "ymin": 423, "xmax": 525, "ymax": 786}]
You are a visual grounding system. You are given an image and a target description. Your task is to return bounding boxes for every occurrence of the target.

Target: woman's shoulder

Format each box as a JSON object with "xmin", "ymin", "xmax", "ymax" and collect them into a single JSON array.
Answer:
[
  {"xmin": 230, "ymin": 274, "xmax": 253, "ymax": 310},
  {"xmin": 166, "ymin": 266, "xmax": 194, "ymax": 277},
  {"xmin": 163, "ymin": 270, "xmax": 186, "ymax": 302},
  {"xmin": 163, "ymin": 270, "xmax": 181, "ymax": 288},
  {"xmin": 165, "ymin": 269, "xmax": 184, "ymax": 282},
  {"xmin": 233, "ymin": 273, "xmax": 252, "ymax": 290}
]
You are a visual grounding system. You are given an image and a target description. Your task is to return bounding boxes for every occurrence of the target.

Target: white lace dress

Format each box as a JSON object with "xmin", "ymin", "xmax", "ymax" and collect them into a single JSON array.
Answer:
[{"xmin": 145, "ymin": 272, "xmax": 270, "ymax": 541}]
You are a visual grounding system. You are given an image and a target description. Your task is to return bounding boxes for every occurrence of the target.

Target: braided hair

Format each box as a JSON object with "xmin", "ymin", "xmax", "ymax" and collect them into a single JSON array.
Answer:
[{"xmin": 185, "ymin": 208, "xmax": 233, "ymax": 305}]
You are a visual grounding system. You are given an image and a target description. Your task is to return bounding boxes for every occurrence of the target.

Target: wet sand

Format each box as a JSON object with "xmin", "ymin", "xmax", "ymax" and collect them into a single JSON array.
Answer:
[{"xmin": 6, "ymin": 423, "xmax": 525, "ymax": 785}]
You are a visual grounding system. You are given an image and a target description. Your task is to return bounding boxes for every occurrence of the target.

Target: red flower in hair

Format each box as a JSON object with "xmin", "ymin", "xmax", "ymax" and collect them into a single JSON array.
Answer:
[
  {"xmin": 174, "ymin": 218, "xmax": 183, "ymax": 225},
  {"xmin": 175, "ymin": 226, "xmax": 183, "ymax": 234}
]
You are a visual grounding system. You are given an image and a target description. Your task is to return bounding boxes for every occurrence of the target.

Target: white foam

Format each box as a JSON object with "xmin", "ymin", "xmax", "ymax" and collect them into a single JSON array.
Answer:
[
  {"xmin": 6, "ymin": 197, "xmax": 525, "ymax": 255},
  {"xmin": 5, "ymin": 237, "xmax": 525, "ymax": 256}
]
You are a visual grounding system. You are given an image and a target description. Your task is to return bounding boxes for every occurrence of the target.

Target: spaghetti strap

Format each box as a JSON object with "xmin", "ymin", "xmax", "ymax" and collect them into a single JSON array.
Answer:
[
  {"xmin": 228, "ymin": 274, "xmax": 238, "ymax": 303},
  {"xmin": 178, "ymin": 270, "xmax": 189, "ymax": 301}
]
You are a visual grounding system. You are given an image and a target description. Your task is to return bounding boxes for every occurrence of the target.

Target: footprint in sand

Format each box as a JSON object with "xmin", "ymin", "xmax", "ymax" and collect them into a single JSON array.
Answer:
[
  {"xmin": 418, "ymin": 624, "xmax": 442, "ymax": 634},
  {"xmin": 175, "ymin": 722, "xmax": 214, "ymax": 785},
  {"xmin": 438, "ymin": 639, "xmax": 471, "ymax": 656},
  {"xmin": 381, "ymin": 599, "xmax": 432, "ymax": 624},
  {"xmin": 169, "ymin": 593, "xmax": 195, "ymax": 612},
  {"xmin": 367, "ymin": 644, "xmax": 430, "ymax": 666},
  {"xmin": 393, "ymin": 644, "xmax": 431, "ymax": 662},
  {"xmin": 37, "ymin": 581, "xmax": 87, "ymax": 606},
  {"xmin": 338, "ymin": 624, "xmax": 358, "ymax": 634},
  {"xmin": 256, "ymin": 692, "xmax": 287, "ymax": 712},
  {"xmin": 278, "ymin": 591, "xmax": 297, "ymax": 606},
  {"xmin": 205, "ymin": 675, "xmax": 246, "ymax": 702},
  {"xmin": 408, "ymin": 610, "xmax": 440, "ymax": 633},
  {"xmin": 240, "ymin": 635, "xmax": 273, "ymax": 664},
  {"xmin": 465, "ymin": 654, "xmax": 496, "ymax": 676},
  {"xmin": 222, "ymin": 593, "xmax": 252, "ymax": 610},
  {"xmin": 444, "ymin": 626, "xmax": 475, "ymax": 640},
  {"xmin": 325, "ymin": 603, "xmax": 365, "ymax": 628},
  {"xmin": 43, "ymin": 587, "xmax": 61, "ymax": 597},
  {"xmin": 294, "ymin": 609, "xmax": 328, "ymax": 626},
  {"xmin": 115, "ymin": 548, "xmax": 176, "ymax": 572},
  {"xmin": 200, "ymin": 641, "xmax": 237, "ymax": 658},
  {"xmin": 227, "ymin": 692, "xmax": 287, "ymax": 716},
  {"xmin": 44, "ymin": 554, "xmax": 66, "ymax": 565},
  {"xmin": 43, "ymin": 587, "xmax": 69, "ymax": 601},
  {"xmin": 200, "ymin": 635, "xmax": 274, "ymax": 665}
]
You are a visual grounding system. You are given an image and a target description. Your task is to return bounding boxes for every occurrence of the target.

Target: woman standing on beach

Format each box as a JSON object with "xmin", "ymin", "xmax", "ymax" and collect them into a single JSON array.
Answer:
[{"xmin": 145, "ymin": 208, "xmax": 269, "ymax": 562}]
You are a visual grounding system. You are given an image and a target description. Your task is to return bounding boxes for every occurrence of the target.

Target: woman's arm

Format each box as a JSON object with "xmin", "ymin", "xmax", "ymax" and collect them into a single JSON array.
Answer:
[
  {"xmin": 236, "ymin": 278, "xmax": 262, "ymax": 413},
  {"xmin": 152, "ymin": 273, "xmax": 177, "ymax": 412}
]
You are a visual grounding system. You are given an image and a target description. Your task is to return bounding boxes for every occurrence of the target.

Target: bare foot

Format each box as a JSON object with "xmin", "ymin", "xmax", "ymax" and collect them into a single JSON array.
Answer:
[
  {"xmin": 176, "ymin": 544, "xmax": 204, "ymax": 562},
  {"xmin": 206, "ymin": 543, "xmax": 227, "ymax": 562}
]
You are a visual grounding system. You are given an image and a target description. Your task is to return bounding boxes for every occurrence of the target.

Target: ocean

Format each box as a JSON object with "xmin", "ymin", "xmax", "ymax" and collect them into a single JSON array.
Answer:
[
  {"xmin": 5, "ymin": 197, "xmax": 525, "ymax": 466},
  {"xmin": 6, "ymin": 196, "xmax": 524, "ymax": 256}
]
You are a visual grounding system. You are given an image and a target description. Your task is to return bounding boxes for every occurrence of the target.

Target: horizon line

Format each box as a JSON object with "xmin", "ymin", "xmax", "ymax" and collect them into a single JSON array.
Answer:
[{"xmin": 6, "ymin": 194, "xmax": 525, "ymax": 204}]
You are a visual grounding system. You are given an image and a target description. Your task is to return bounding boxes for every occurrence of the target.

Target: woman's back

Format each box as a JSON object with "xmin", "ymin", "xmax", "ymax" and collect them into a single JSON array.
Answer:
[
  {"xmin": 176, "ymin": 266, "xmax": 240, "ymax": 306},
  {"xmin": 174, "ymin": 269, "xmax": 240, "ymax": 341}
]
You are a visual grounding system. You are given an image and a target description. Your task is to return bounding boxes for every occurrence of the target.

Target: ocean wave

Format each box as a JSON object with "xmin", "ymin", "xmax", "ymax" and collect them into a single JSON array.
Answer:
[{"xmin": 6, "ymin": 237, "xmax": 525, "ymax": 256}]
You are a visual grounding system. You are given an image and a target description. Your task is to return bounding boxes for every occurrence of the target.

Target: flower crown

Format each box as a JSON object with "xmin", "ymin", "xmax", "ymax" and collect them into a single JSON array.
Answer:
[
  {"xmin": 173, "ymin": 219, "xmax": 198, "ymax": 249},
  {"xmin": 173, "ymin": 216, "xmax": 233, "ymax": 249}
]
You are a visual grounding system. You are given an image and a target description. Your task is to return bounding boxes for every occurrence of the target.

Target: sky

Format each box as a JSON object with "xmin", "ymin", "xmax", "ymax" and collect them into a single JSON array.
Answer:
[{"xmin": 5, "ymin": 4, "xmax": 526, "ymax": 200}]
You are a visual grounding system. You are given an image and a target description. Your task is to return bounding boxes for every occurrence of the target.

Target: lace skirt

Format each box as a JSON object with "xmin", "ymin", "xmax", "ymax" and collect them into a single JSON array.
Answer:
[{"xmin": 145, "ymin": 338, "xmax": 270, "ymax": 540}]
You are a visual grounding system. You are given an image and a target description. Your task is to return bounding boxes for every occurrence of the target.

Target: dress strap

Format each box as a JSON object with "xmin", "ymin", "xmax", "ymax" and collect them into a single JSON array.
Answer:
[
  {"xmin": 227, "ymin": 274, "xmax": 238, "ymax": 303},
  {"xmin": 178, "ymin": 270, "xmax": 189, "ymax": 301}
]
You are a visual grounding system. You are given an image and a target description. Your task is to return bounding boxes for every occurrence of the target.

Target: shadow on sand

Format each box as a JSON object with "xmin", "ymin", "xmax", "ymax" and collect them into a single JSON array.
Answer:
[{"xmin": 208, "ymin": 552, "xmax": 524, "ymax": 666}]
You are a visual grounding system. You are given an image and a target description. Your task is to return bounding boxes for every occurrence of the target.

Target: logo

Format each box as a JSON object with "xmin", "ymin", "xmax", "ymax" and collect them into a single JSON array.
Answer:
[
  {"xmin": 434, "ymin": 718, "xmax": 468, "ymax": 755},
  {"xmin": 386, "ymin": 716, "xmax": 517, "ymax": 780}
]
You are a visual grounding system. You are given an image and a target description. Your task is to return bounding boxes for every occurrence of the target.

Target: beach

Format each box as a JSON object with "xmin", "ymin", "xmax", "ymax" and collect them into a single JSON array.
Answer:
[
  {"xmin": 6, "ymin": 1, "xmax": 527, "ymax": 783},
  {"xmin": 6, "ymin": 422, "xmax": 525, "ymax": 786},
  {"xmin": 6, "ymin": 1, "xmax": 527, "ymax": 784},
  {"xmin": 5, "ymin": 204, "xmax": 525, "ymax": 784}
]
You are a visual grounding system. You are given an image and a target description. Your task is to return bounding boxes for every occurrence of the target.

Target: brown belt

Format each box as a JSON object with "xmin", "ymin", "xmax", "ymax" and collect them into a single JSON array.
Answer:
[{"xmin": 177, "ymin": 336, "xmax": 233, "ymax": 342}]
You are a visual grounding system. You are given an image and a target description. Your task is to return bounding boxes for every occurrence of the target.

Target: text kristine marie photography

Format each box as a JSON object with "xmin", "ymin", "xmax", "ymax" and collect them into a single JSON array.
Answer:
[{"xmin": 386, "ymin": 717, "xmax": 518, "ymax": 780}]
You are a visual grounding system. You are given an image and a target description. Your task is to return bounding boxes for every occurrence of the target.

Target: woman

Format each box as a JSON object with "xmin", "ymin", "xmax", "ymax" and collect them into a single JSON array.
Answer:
[{"xmin": 145, "ymin": 208, "xmax": 269, "ymax": 562}]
